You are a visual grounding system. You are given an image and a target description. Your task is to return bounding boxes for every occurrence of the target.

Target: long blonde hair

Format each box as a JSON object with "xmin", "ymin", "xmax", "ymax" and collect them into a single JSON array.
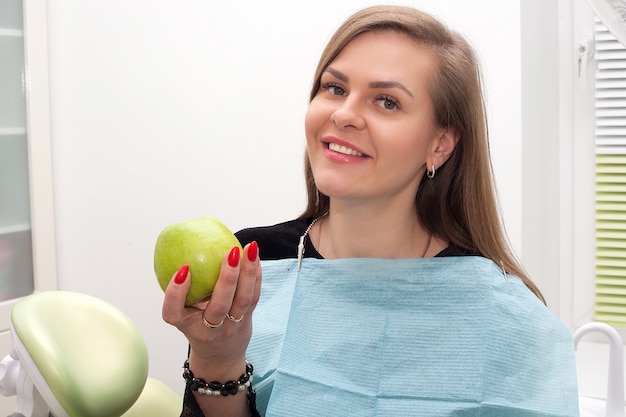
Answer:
[{"xmin": 300, "ymin": 5, "xmax": 544, "ymax": 303}]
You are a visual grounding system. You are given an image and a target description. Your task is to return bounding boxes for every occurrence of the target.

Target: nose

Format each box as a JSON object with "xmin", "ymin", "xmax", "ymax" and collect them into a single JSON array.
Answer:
[{"xmin": 331, "ymin": 97, "xmax": 365, "ymax": 130}]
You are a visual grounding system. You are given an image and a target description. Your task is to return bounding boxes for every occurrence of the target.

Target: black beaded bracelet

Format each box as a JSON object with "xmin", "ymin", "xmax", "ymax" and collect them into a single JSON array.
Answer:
[{"xmin": 183, "ymin": 359, "xmax": 254, "ymax": 396}]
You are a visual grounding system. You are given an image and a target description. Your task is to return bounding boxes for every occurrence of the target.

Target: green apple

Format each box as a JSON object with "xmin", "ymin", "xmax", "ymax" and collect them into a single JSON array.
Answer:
[{"xmin": 154, "ymin": 216, "xmax": 242, "ymax": 306}]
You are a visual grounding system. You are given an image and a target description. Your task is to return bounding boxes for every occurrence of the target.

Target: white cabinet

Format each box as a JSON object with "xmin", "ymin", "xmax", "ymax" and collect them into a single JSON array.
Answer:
[{"xmin": 0, "ymin": 0, "xmax": 57, "ymax": 414}]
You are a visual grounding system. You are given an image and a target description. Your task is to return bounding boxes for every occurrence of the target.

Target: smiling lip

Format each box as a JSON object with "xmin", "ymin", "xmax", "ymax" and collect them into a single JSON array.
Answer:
[{"xmin": 322, "ymin": 137, "xmax": 370, "ymax": 162}]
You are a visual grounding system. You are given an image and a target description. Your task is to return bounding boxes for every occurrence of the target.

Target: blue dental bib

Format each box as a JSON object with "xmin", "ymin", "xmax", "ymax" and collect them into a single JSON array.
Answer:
[{"xmin": 247, "ymin": 257, "xmax": 579, "ymax": 417}]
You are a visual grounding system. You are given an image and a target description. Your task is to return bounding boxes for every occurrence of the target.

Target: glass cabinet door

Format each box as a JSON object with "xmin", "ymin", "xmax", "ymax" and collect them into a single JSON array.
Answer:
[
  {"xmin": 0, "ymin": 1, "xmax": 56, "ymax": 413},
  {"xmin": 0, "ymin": 0, "xmax": 57, "ymax": 328},
  {"xmin": 0, "ymin": 0, "xmax": 34, "ymax": 301}
]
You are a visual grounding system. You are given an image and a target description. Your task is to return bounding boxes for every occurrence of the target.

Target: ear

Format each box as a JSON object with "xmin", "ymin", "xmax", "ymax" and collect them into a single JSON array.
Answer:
[{"xmin": 427, "ymin": 127, "xmax": 460, "ymax": 171}]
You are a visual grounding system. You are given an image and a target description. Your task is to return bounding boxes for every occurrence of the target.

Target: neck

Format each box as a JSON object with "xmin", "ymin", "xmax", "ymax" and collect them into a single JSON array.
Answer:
[{"xmin": 311, "ymin": 201, "xmax": 438, "ymax": 259}]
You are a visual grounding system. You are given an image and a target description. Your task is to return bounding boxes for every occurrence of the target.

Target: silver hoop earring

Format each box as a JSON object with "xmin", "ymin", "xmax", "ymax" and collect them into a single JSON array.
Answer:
[{"xmin": 427, "ymin": 164, "xmax": 436, "ymax": 179}]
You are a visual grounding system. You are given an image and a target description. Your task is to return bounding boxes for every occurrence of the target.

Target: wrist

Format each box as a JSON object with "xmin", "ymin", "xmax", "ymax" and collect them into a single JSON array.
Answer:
[{"xmin": 188, "ymin": 351, "xmax": 247, "ymax": 381}]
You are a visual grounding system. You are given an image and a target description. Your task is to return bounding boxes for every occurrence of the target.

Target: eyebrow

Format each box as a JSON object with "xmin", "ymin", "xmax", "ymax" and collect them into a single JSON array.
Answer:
[{"xmin": 324, "ymin": 67, "xmax": 414, "ymax": 98}]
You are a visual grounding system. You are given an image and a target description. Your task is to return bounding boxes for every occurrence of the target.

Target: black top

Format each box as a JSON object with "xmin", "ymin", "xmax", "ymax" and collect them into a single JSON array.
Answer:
[
  {"xmin": 181, "ymin": 217, "xmax": 474, "ymax": 417},
  {"xmin": 235, "ymin": 217, "xmax": 473, "ymax": 259}
]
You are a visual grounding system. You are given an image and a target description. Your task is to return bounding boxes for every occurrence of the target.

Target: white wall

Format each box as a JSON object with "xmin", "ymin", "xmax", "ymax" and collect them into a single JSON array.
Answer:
[{"xmin": 45, "ymin": 0, "xmax": 524, "ymax": 395}]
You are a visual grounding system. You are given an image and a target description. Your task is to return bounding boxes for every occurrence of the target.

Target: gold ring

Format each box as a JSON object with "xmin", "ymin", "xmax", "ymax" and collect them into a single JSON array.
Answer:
[
  {"xmin": 202, "ymin": 311, "xmax": 224, "ymax": 329},
  {"xmin": 227, "ymin": 313, "xmax": 245, "ymax": 323}
]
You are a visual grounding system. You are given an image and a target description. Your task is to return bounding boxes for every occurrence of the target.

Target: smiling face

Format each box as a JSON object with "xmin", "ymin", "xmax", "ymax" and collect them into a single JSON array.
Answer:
[{"xmin": 305, "ymin": 30, "xmax": 455, "ymax": 208}]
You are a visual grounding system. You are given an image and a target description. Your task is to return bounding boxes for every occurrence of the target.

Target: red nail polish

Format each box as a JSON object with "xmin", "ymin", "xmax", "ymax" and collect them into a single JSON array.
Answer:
[
  {"xmin": 228, "ymin": 246, "xmax": 240, "ymax": 267},
  {"xmin": 247, "ymin": 241, "xmax": 258, "ymax": 262},
  {"xmin": 174, "ymin": 264, "xmax": 189, "ymax": 284}
]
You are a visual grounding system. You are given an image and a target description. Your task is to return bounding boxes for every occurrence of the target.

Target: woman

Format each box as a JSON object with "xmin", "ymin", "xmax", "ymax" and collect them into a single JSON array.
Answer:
[{"xmin": 162, "ymin": 5, "xmax": 579, "ymax": 417}]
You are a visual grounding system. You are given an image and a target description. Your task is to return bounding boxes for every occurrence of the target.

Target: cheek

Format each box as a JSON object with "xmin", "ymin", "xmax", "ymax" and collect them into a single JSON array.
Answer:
[
  {"xmin": 378, "ymin": 126, "xmax": 435, "ymax": 167},
  {"xmin": 304, "ymin": 100, "xmax": 327, "ymax": 143}
]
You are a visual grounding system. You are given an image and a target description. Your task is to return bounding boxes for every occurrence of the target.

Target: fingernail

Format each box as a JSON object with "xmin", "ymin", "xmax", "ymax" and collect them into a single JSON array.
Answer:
[
  {"xmin": 247, "ymin": 241, "xmax": 258, "ymax": 262},
  {"xmin": 174, "ymin": 264, "xmax": 189, "ymax": 284},
  {"xmin": 228, "ymin": 246, "xmax": 241, "ymax": 267}
]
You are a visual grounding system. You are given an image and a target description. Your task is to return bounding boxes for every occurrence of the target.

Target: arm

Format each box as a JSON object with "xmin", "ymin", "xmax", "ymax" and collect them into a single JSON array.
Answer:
[{"xmin": 162, "ymin": 242, "xmax": 262, "ymax": 417}]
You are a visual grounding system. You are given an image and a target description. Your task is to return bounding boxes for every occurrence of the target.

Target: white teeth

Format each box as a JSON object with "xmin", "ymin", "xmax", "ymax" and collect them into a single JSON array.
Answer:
[{"xmin": 328, "ymin": 143, "xmax": 364, "ymax": 157}]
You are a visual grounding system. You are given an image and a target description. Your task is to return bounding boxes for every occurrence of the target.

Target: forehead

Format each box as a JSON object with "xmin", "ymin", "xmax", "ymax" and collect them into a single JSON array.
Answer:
[{"xmin": 327, "ymin": 31, "xmax": 438, "ymax": 85}]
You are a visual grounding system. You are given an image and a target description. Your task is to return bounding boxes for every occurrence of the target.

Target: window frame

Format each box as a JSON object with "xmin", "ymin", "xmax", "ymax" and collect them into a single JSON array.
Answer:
[
  {"xmin": 521, "ymin": 0, "xmax": 597, "ymax": 333},
  {"xmin": 522, "ymin": 0, "xmax": 626, "ymax": 340}
]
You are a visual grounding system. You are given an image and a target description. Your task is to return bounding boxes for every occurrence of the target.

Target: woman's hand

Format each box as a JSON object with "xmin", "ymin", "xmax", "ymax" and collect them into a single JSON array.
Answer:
[{"xmin": 162, "ymin": 241, "xmax": 262, "ymax": 377}]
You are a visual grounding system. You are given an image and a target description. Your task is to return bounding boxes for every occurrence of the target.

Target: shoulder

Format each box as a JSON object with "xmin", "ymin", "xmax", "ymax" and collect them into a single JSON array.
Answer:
[{"xmin": 235, "ymin": 218, "xmax": 311, "ymax": 260}]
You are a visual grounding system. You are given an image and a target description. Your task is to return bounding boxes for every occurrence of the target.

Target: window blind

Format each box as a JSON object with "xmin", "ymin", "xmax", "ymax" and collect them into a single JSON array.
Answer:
[{"xmin": 594, "ymin": 17, "xmax": 626, "ymax": 328}]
